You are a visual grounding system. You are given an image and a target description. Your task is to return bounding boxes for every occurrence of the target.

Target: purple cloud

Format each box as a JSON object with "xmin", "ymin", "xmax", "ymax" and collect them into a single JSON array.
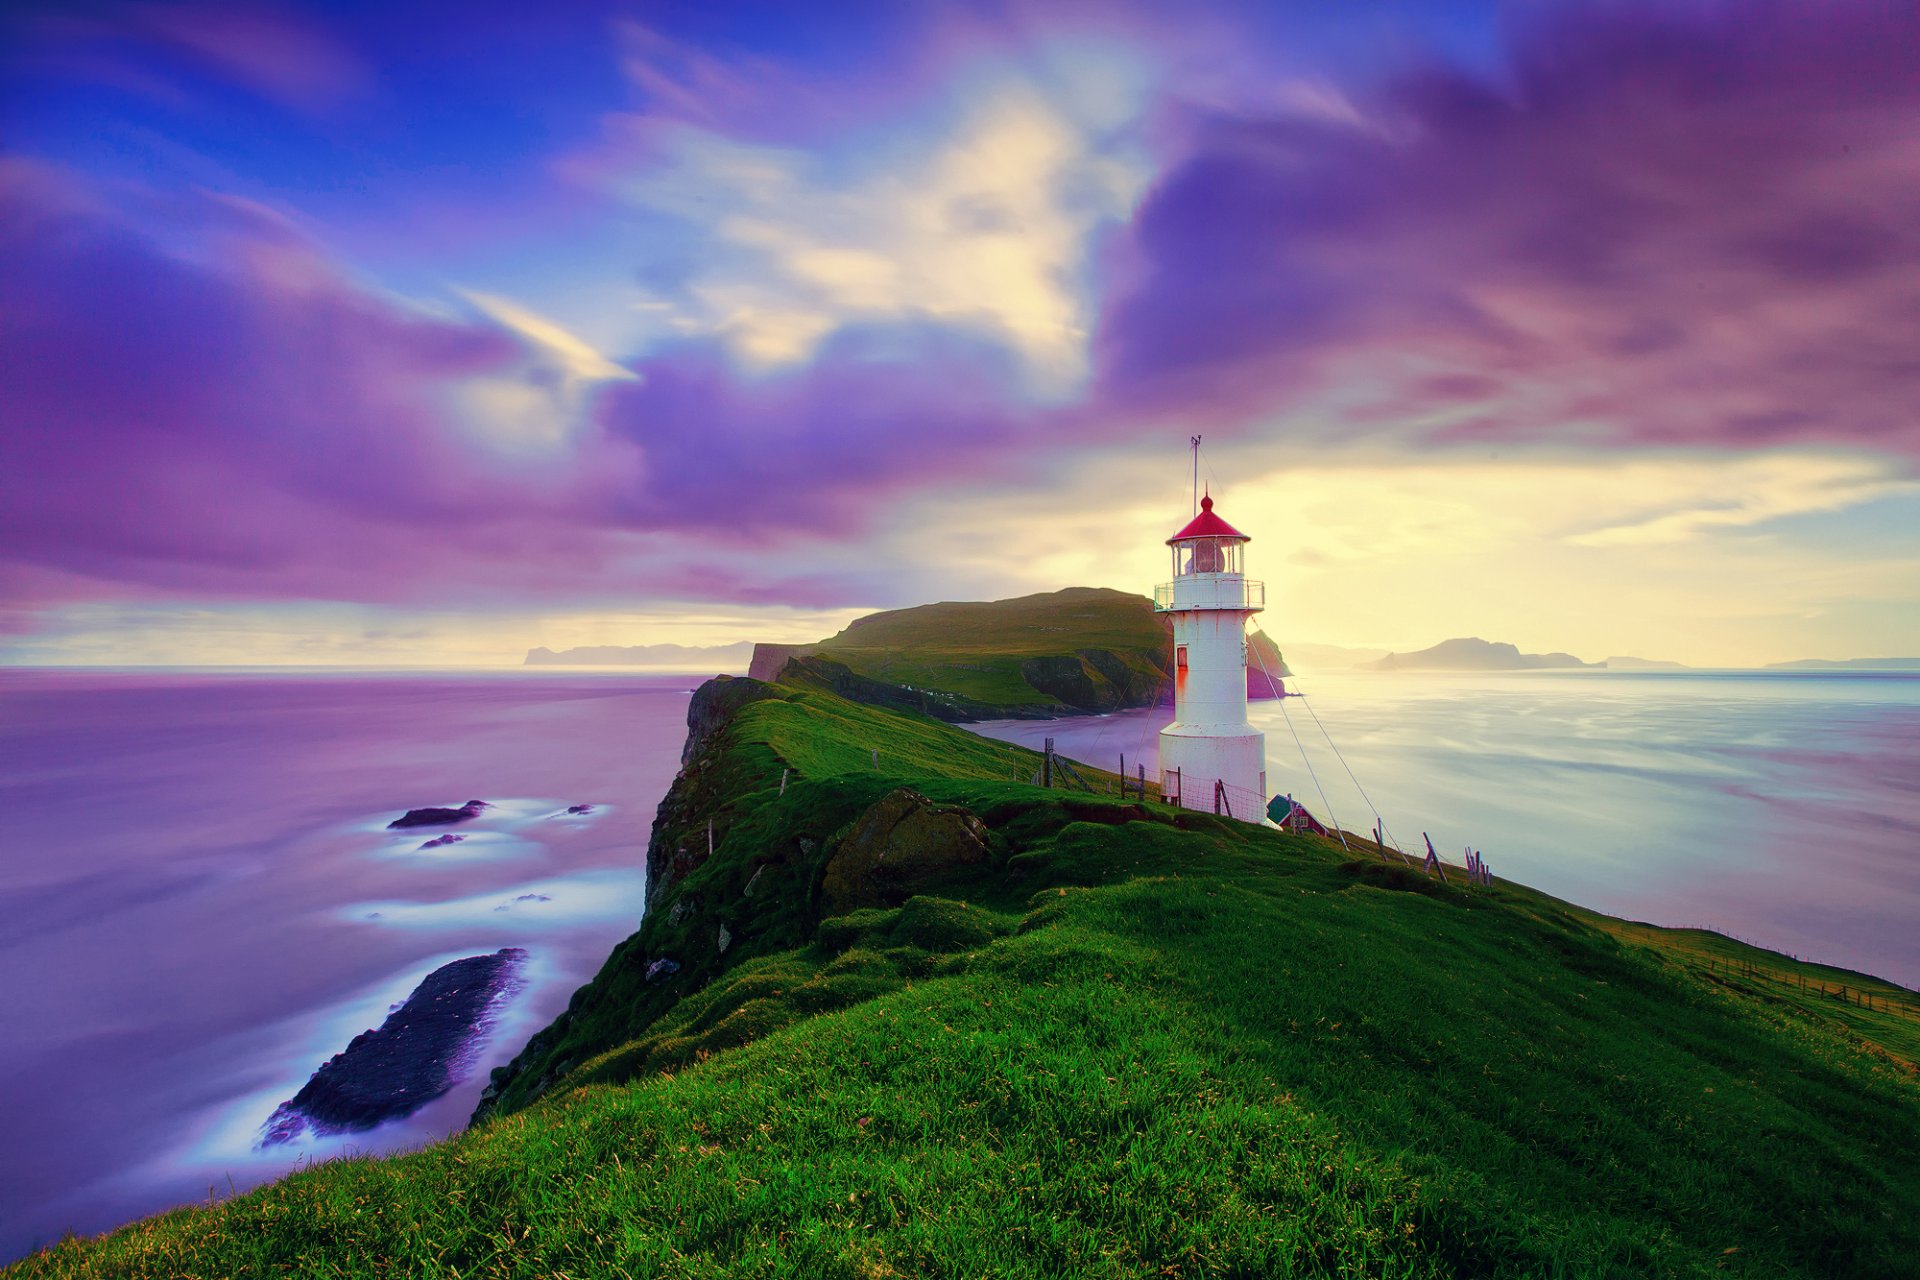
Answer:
[
  {"xmin": 1099, "ymin": 1, "xmax": 1920, "ymax": 458},
  {"xmin": 595, "ymin": 324, "xmax": 1035, "ymax": 538},
  {"xmin": 0, "ymin": 163, "xmax": 1042, "ymax": 611},
  {"xmin": 0, "ymin": 164, "xmax": 578, "ymax": 606}
]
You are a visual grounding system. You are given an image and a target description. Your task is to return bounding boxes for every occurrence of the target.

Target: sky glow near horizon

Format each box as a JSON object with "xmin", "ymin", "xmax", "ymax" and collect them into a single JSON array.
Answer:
[{"xmin": 2, "ymin": 0, "xmax": 1917, "ymax": 667}]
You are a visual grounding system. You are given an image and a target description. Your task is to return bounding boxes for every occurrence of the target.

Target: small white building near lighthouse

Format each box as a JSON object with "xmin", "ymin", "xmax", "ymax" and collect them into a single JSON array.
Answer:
[{"xmin": 1155, "ymin": 494, "xmax": 1267, "ymax": 819}]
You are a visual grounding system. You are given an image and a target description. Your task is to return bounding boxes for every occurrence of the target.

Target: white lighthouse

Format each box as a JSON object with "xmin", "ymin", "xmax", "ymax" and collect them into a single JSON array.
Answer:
[{"xmin": 1155, "ymin": 493, "xmax": 1267, "ymax": 819}]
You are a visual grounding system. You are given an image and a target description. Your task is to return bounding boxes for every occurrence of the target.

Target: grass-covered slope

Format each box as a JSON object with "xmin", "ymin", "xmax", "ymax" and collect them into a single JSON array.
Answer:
[
  {"xmin": 15, "ymin": 681, "xmax": 1920, "ymax": 1279},
  {"xmin": 749, "ymin": 586, "xmax": 1292, "ymax": 719}
]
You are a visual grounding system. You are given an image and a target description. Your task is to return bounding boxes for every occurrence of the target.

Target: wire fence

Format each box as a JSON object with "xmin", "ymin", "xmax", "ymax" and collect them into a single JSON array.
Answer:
[{"xmin": 1156, "ymin": 770, "xmax": 1267, "ymax": 822}]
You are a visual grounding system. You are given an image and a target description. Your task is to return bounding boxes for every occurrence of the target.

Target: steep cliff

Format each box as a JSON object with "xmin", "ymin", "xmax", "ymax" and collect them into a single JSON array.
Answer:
[{"xmin": 472, "ymin": 676, "xmax": 1072, "ymax": 1120}]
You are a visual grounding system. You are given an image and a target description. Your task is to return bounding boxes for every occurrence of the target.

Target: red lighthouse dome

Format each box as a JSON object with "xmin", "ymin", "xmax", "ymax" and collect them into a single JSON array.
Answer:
[{"xmin": 1167, "ymin": 494, "xmax": 1250, "ymax": 545}]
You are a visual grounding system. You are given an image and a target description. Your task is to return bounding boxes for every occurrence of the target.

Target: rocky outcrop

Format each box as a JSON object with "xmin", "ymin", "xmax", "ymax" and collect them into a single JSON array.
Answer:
[
  {"xmin": 261, "ymin": 949, "xmax": 526, "ymax": 1145},
  {"xmin": 1246, "ymin": 630, "xmax": 1292, "ymax": 696},
  {"xmin": 639, "ymin": 677, "xmax": 791, "ymax": 914},
  {"xmin": 748, "ymin": 642, "xmax": 820, "ymax": 682},
  {"xmin": 681, "ymin": 676, "xmax": 785, "ymax": 768},
  {"xmin": 387, "ymin": 800, "xmax": 489, "ymax": 829},
  {"xmin": 819, "ymin": 788, "xmax": 992, "ymax": 915}
]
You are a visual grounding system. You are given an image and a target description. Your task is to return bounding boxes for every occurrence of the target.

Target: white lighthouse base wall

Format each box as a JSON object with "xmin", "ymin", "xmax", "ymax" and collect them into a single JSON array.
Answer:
[{"xmin": 1158, "ymin": 726, "xmax": 1267, "ymax": 822}]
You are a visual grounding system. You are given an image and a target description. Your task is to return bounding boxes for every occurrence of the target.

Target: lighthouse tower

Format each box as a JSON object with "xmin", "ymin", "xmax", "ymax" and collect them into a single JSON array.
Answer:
[{"xmin": 1156, "ymin": 494, "xmax": 1267, "ymax": 818}]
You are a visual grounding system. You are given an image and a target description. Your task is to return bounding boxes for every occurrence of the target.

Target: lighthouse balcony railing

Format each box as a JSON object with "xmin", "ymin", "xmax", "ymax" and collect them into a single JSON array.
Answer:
[{"xmin": 1154, "ymin": 576, "xmax": 1265, "ymax": 612}]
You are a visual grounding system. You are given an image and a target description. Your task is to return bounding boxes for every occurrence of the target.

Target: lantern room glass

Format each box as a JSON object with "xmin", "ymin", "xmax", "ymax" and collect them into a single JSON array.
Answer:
[{"xmin": 1171, "ymin": 537, "xmax": 1243, "ymax": 577}]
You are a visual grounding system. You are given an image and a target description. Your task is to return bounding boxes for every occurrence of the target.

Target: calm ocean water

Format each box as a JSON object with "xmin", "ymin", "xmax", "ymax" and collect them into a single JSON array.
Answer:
[
  {"xmin": 2, "ymin": 666, "xmax": 1917, "ymax": 1258},
  {"xmin": 0, "ymin": 669, "xmax": 697, "ymax": 1262}
]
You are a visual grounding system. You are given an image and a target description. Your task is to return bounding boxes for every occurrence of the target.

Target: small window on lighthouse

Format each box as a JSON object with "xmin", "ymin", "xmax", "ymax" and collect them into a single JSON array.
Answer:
[{"xmin": 1176, "ymin": 645, "xmax": 1188, "ymax": 671}]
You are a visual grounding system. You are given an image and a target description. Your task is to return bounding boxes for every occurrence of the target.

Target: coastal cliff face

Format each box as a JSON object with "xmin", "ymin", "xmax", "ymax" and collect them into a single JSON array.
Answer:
[
  {"xmin": 473, "ymin": 676, "xmax": 1057, "ymax": 1120},
  {"xmin": 746, "ymin": 642, "xmax": 819, "ymax": 682}
]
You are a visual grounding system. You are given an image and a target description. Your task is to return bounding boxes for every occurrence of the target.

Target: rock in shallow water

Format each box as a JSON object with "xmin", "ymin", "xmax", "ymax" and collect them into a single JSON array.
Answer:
[
  {"xmin": 259, "ymin": 948, "xmax": 527, "ymax": 1146},
  {"xmin": 387, "ymin": 799, "xmax": 489, "ymax": 830}
]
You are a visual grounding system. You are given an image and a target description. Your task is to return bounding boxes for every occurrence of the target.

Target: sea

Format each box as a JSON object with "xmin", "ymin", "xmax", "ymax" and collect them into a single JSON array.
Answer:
[{"xmin": 2, "ymin": 666, "xmax": 1917, "ymax": 1260}]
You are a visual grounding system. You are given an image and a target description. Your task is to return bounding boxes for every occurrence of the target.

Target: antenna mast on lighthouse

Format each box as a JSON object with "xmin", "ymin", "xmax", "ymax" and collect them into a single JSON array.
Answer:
[{"xmin": 1190, "ymin": 435, "xmax": 1202, "ymax": 516}]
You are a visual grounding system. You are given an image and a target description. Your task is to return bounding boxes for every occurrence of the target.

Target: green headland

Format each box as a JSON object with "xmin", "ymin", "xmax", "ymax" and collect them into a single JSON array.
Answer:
[
  {"xmin": 12, "ymin": 671, "xmax": 1919, "ymax": 1277},
  {"xmin": 747, "ymin": 586, "xmax": 1287, "ymax": 720}
]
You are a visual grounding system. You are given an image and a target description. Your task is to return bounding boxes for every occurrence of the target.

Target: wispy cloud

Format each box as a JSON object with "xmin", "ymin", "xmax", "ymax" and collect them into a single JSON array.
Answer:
[{"xmin": 575, "ymin": 40, "xmax": 1151, "ymax": 392}]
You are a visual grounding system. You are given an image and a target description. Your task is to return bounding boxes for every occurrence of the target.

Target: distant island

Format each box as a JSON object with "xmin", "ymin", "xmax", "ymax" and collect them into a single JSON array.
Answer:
[
  {"xmin": 525, "ymin": 641, "xmax": 756, "ymax": 669},
  {"xmin": 1365, "ymin": 637, "xmax": 1599, "ymax": 672},
  {"xmin": 1764, "ymin": 657, "xmax": 1920, "ymax": 671}
]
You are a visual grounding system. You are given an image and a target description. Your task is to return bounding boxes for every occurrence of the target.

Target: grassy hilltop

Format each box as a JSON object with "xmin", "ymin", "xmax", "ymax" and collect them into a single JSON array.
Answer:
[
  {"xmin": 14, "ymin": 679, "xmax": 1920, "ymax": 1278},
  {"xmin": 749, "ymin": 587, "xmax": 1288, "ymax": 720}
]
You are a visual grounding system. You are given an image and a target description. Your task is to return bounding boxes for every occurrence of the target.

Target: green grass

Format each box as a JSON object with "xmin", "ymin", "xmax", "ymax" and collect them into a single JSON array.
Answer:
[
  {"xmin": 821, "ymin": 587, "xmax": 1167, "ymax": 658},
  {"xmin": 804, "ymin": 587, "xmax": 1169, "ymax": 710},
  {"xmin": 775, "ymin": 586, "xmax": 1287, "ymax": 715},
  {"xmin": 15, "ymin": 682, "xmax": 1919, "ymax": 1278}
]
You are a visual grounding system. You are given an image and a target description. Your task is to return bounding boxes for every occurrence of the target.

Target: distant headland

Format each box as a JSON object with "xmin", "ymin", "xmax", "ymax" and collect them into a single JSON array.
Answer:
[{"xmin": 1365, "ymin": 637, "xmax": 1598, "ymax": 671}]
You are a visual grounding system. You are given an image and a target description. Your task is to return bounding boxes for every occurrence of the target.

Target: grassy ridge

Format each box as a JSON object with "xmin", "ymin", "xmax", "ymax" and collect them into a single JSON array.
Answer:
[
  {"xmin": 765, "ymin": 586, "xmax": 1288, "ymax": 717},
  {"xmin": 14, "ymin": 682, "xmax": 1920, "ymax": 1278},
  {"xmin": 803, "ymin": 586, "xmax": 1171, "ymax": 710}
]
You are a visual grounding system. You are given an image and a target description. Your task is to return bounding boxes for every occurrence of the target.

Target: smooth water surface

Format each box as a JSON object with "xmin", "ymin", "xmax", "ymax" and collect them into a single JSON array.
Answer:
[
  {"xmin": 0, "ymin": 670, "xmax": 695, "ymax": 1261},
  {"xmin": 977, "ymin": 670, "xmax": 1920, "ymax": 989}
]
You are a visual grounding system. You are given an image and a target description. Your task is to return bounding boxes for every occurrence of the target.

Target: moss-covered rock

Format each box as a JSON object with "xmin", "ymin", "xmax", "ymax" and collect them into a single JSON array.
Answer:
[{"xmin": 819, "ymin": 787, "xmax": 992, "ymax": 914}]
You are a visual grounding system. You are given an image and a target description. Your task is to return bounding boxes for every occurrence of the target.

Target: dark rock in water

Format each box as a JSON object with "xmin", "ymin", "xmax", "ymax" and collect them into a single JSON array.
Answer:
[
  {"xmin": 645, "ymin": 957, "xmax": 680, "ymax": 982},
  {"xmin": 565, "ymin": 804, "xmax": 594, "ymax": 815},
  {"xmin": 259, "ymin": 948, "xmax": 527, "ymax": 1146},
  {"xmin": 388, "ymin": 799, "xmax": 489, "ymax": 829},
  {"xmin": 418, "ymin": 833, "xmax": 466, "ymax": 850}
]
